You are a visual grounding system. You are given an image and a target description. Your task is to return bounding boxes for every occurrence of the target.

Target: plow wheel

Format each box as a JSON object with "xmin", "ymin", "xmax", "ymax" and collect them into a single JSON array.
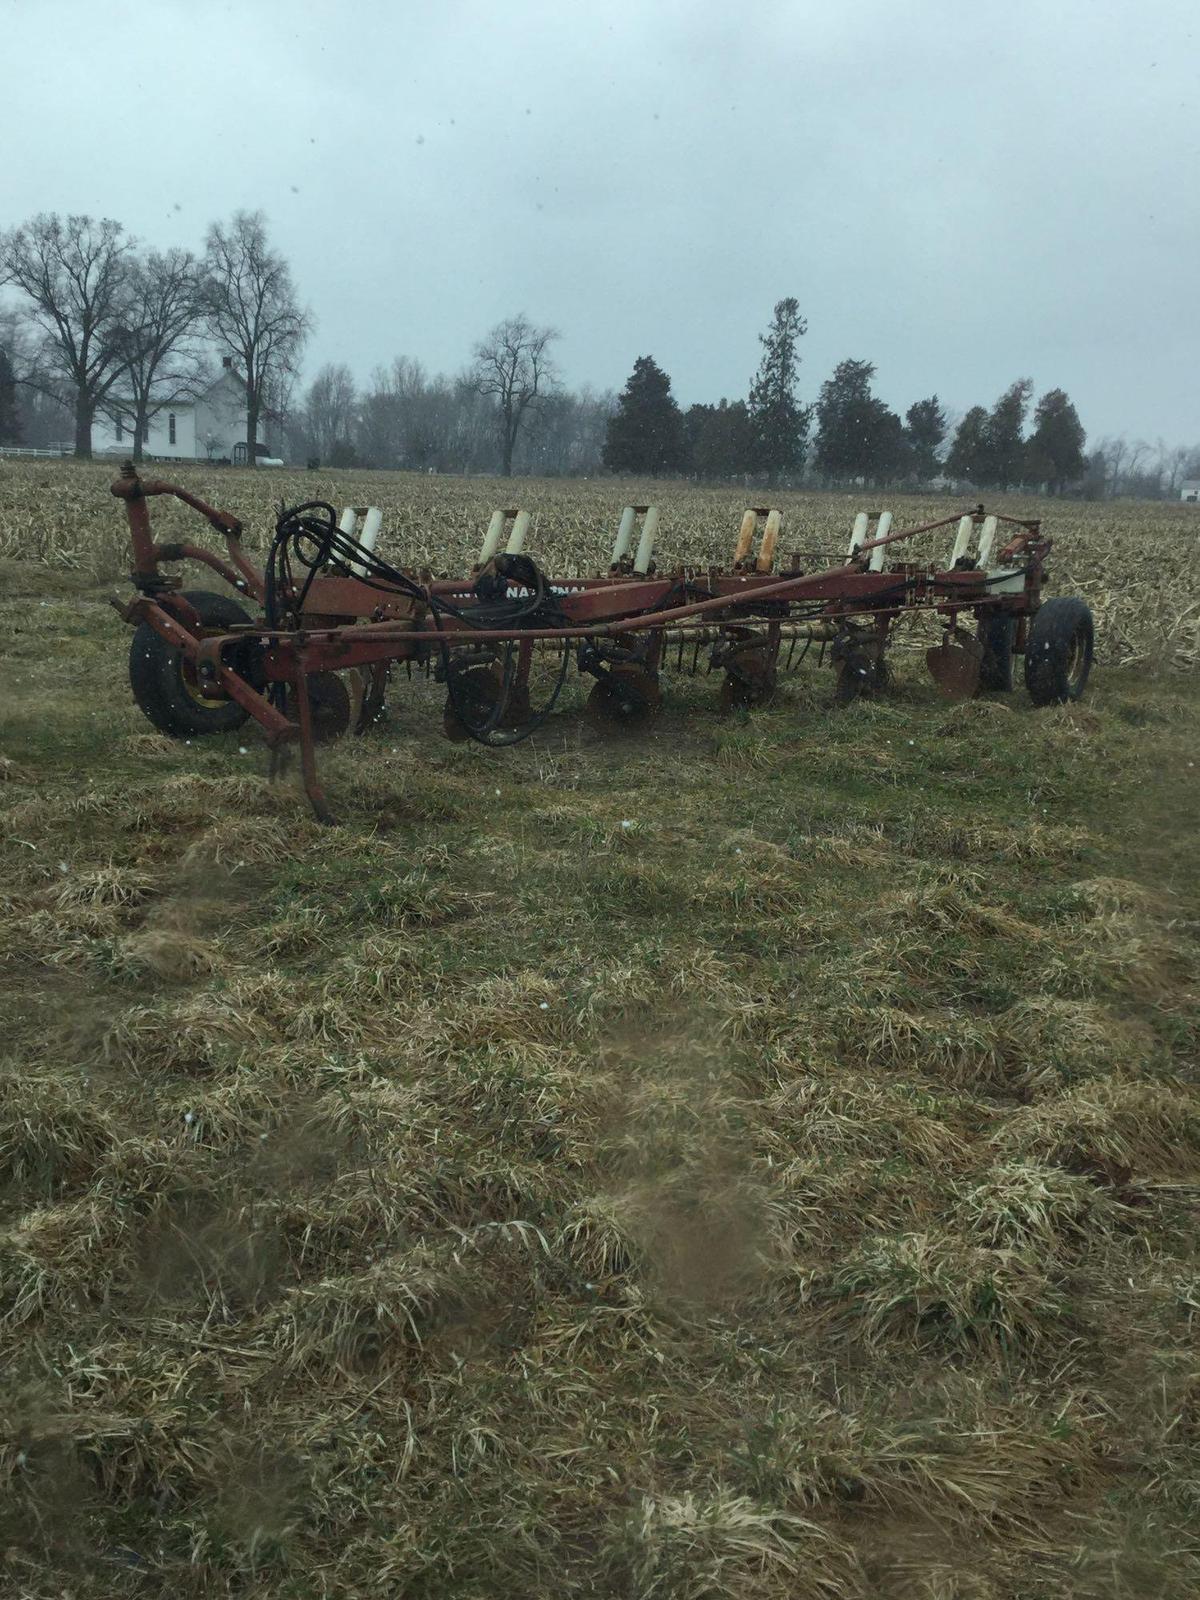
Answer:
[
  {"xmin": 584, "ymin": 662, "xmax": 661, "ymax": 727},
  {"xmin": 286, "ymin": 669, "xmax": 365, "ymax": 743},
  {"xmin": 129, "ymin": 588, "xmax": 255, "ymax": 738},
  {"xmin": 926, "ymin": 627, "xmax": 984, "ymax": 700}
]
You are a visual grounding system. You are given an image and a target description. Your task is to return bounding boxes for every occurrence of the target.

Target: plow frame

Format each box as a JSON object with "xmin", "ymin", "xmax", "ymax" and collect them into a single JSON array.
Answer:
[{"xmin": 110, "ymin": 465, "xmax": 1051, "ymax": 820}]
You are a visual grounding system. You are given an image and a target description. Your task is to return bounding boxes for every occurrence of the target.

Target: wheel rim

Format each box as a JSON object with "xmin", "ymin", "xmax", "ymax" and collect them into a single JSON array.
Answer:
[
  {"xmin": 1065, "ymin": 628, "xmax": 1089, "ymax": 693},
  {"xmin": 180, "ymin": 657, "xmax": 230, "ymax": 710}
]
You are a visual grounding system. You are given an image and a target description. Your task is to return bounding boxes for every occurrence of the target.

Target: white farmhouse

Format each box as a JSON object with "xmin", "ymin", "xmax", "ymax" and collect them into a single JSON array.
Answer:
[
  {"xmin": 94, "ymin": 359, "xmax": 279, "ymax": 463},
  {"xmin": 1181, "ymin": 480, "xmax": 1200, "ymax": 504}
]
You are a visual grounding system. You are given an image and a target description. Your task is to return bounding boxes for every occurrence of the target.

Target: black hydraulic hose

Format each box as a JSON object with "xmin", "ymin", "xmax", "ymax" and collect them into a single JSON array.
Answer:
[{"xmin": 270, "ymin": 501, "xmax": 575, "ymax": 746}]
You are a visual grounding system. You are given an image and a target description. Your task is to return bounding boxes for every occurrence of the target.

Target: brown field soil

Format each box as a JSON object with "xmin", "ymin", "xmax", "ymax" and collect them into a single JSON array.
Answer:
[{"xmin": 1, "ymin": 461, "xmax": 1199, "ymax": 1597}]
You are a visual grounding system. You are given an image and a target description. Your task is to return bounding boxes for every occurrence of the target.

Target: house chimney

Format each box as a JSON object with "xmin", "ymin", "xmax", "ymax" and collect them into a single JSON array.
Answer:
[{"xmin": 222, "ymin": 356, "xmax": 232, "ymax": 368}]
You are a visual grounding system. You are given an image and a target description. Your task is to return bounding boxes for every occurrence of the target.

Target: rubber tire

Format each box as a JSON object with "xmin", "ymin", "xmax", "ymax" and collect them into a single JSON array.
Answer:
[
  {"xmin": 977, "ymin": 613, "xmax": 1016, "ymax": 692},
  {"xmin": 1024, "ymin": 597, "xmax": 1094, "ymax": 706},
  {"xmin": 129, "ymin": 589, "xmax": 253, "ymax": 737}
]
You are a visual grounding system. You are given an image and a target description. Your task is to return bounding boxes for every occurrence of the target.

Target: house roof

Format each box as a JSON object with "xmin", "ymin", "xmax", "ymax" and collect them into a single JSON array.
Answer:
[
  {"xmin": 201, "ymin": 364, "xmax": 247, "ymax": 396},
  {"xmin": 104, "ymin": 362, "xmax": 244, "ymax": 413}
]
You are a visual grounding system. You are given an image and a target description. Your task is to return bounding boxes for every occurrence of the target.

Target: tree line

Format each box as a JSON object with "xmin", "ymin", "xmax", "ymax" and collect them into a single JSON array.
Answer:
[
  {"xmin": 601, "ymin": 313, "xmax": 1091, "ymax": 494},
  {"xmin": 3, "ymin": 211, "xmax": 1197, "ymax": 495},
  {"xmin": 0, "ymin": 211, "xmax": 307, "ymax": 464}
]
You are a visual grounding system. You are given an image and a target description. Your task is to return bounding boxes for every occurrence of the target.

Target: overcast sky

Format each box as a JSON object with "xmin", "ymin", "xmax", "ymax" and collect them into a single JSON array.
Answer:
[{"xmin": 3, "ymin": 0, "xmax": 1196, "ymax": 442}]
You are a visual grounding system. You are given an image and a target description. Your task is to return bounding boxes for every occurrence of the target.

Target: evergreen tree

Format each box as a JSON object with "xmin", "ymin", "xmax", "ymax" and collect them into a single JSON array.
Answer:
[
  {"xmin": 685, "ymin": 398, "xmax": 754, "ymax": 479},
  {"xmin": 815, "ymin": 359, "xmax": 874, "ymax": 480},
  {"xmin": 0, "ymin": 346, "xmax": 21, "ymax": 444},
  {"xmin": 747, "ymin": 297, "xmax": 809, "ymax": 481},
  {"xmin": 904, "ymin": 396, "xmax": 946, "ymax": 481},
  {"xmin": 814, "ymin": 358, "xmax": 900, "ymax": 482},
  {"xmin": 602, "ymin": 356, "xmax": 685, "ymax": 475},
  {"xmin": 945, "ymin": 405, "xmax": 990, "ymax": 483},
  {"xmin": 866, "ymin": 405, "xmax": 909, "ymax": 483},
  {"xmin": 984, "ymin": 378, "xmax": 1033, "ymax": 489},
  {"xmin": 1025, "ymin": 388, "xmax": 1086, "ymax": 493}
]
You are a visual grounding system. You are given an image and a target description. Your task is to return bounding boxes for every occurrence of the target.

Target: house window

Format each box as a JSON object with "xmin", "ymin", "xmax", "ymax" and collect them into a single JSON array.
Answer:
[{"xmin": 168, "ymin": 413, "xmax": 176, "ymax": 445}]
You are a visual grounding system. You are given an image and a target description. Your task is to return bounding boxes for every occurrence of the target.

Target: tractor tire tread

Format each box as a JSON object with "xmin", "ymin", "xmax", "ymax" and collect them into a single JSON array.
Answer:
[
  {"xmin": 1024, "ymin": 596, "xmax": 1094, "ymax": 706},
  {"xmin": 128, "ymin": 589, "xmax": 253, "ymax": 738}
]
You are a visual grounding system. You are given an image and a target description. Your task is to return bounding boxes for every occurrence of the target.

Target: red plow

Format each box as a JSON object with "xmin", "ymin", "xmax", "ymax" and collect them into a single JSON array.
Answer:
[{"xmin": 110, "ymin": 465, "xmax": 1095, "ymax": 822}]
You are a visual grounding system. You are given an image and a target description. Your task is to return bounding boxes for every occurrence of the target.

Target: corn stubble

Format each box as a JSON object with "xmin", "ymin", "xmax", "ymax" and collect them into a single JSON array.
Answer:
[
  {"xmin": 0, "ymin": 464, "xmax": 1199, "ymax": 1597},
  {"xmin": 1, "ymin": 457, "xmax": 1198, "ymax": 667}
]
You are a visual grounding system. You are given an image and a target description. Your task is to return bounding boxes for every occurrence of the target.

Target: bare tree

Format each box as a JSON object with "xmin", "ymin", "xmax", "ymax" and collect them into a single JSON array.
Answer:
[
  {"xmin": 111, "ymin": 248, "xmax": 205, "ymax": 463},
  {"xmin": 358, "ymin": 356, "xmax": 428, "ymax": 468},
  {"xmin": 1098, "ymin": 436, "xmax": 1128, "ymax": 497},
  {"xmin": 202, "ymin": 211, "xmax": 309, "ymax": 467},
  {"xmin": 303, "ymin": 362, "xmax": 358, "ymax": 462},
  {"xmin": 470, "ymin": 313, "xmax": 558, "ymax": 476},
  {"xmin": 0, "ymin": 213, "xmax": 135, "ymax": 457},
  {"xmin": 1096, "ymin": 436, "xmax": 1156, "ymax": 498},
  {"xmin": 1156, "ymin": 440, "xmax": 1192, "ymax": 499},
  {"xmin": 1124, "ymin": 439, "xmax": 1152, "ymax": 485}
]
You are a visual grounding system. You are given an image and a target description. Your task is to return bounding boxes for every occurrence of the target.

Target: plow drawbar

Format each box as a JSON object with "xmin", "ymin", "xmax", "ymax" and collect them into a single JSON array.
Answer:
[{"xmin": 110, "ymin": 465, "xmax": 1094, "ymax": 822}]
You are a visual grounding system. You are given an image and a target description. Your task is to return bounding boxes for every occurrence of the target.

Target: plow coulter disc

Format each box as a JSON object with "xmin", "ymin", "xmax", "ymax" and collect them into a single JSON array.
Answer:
[
  {"xmin": 286, "ymin": 670, "xmax": 364, "ymax": 743},
  {"xmin": 717, "ymin": 646, "xmax": 777, "ymax": 712},
  {"xmin": 833, "ymin": 635, "xmax": 889, "ymax": 706},
  {"xmin": 442, "ymin": 661, "xmax": 530, "ymax": 743},
  {"xmin": 926, "ymin": 630, "xmax": 984, "ymax": 700},
  {"xmin": 713, "ymin": 633, "xmax": 780, "ymax": 716},
  {"xmin": 442, "ymin": 638, "xmax": 572, "ymax": 746},
  {"xmin": 584, "ymin": 663, "xmax": 661, "ymax": 727}
]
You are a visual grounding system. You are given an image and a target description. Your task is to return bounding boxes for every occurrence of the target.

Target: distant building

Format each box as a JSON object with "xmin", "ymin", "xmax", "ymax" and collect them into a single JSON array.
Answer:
[
  {"xmin": 94, "ymin": 359, "xmax": 279, "ymax": 462},
  {"xmin": 1181, "ymin": 480, "xmax": 1200, "ymax": 504}
]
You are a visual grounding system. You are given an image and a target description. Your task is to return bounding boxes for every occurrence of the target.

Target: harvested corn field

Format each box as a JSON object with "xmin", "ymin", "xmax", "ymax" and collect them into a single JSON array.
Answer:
[
  {"xmin": 1, "ymin": 459, "xmax": 1198, "ymax": 668},
  {"xmin": 1, "ymin": 463, "xmax": 1199, "ymax": 1599}
]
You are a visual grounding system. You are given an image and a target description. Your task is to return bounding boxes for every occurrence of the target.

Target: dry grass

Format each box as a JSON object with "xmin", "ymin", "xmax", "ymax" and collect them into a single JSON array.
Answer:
[{"xmin": 0, "ymin": 469, "xmax": 1198, "ymax": 1596}]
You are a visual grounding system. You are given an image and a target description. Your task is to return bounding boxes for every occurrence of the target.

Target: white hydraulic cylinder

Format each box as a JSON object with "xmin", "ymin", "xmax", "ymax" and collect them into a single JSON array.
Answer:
[
  {"xmin": 350, "ymin": 506, "xmax": 382, "ymax": 576},
  {"xmin": 848, "ymin": 511, "xmax": 869, "ymax": 556},
  {"xmin": 755, "ymin": 509, "xmax": 782, "ymax": 573},
  {"xmin": 505, "ymin": 510, "xmax": 531, "ymax": 553},
  {"xmin": 633, "ymin": 505, "xmax": 658, "ymax": 574},
  {"xmin": 733, "ymin": 508, "xmax": 757, "ymax": 565},
  {"xmin": 479, "ymin": 509, "xmax": 506, "ymax": 564},
  {"xmin": 338, "ymin": 507, "xmax": 358, "ymax": 538},
  {"xmin": 868, "ymin": 510, "xmax": 892, "ymax": 571},
  {"xmin": 950, "ymin": 515, "xmax": 974, "ymax": 563},
  {"xmin": 977, "ymin": 515, "xmax": 999, "ymax": 567},
  {"xmin": 611, "ymin": 506, "xmax": 636, "ymax": 564}
]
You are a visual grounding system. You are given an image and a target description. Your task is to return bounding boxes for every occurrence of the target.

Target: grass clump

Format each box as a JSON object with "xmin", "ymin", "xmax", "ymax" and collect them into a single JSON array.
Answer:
[{"xmin": 824, "ymin": 1229, "xmax": 1065, "ymax": 1348}]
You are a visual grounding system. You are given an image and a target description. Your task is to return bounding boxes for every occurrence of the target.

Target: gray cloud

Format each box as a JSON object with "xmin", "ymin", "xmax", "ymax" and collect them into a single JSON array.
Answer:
[{"xmin": 3, "ymin": 0, "xmax": 1196, "ymax": 439}]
